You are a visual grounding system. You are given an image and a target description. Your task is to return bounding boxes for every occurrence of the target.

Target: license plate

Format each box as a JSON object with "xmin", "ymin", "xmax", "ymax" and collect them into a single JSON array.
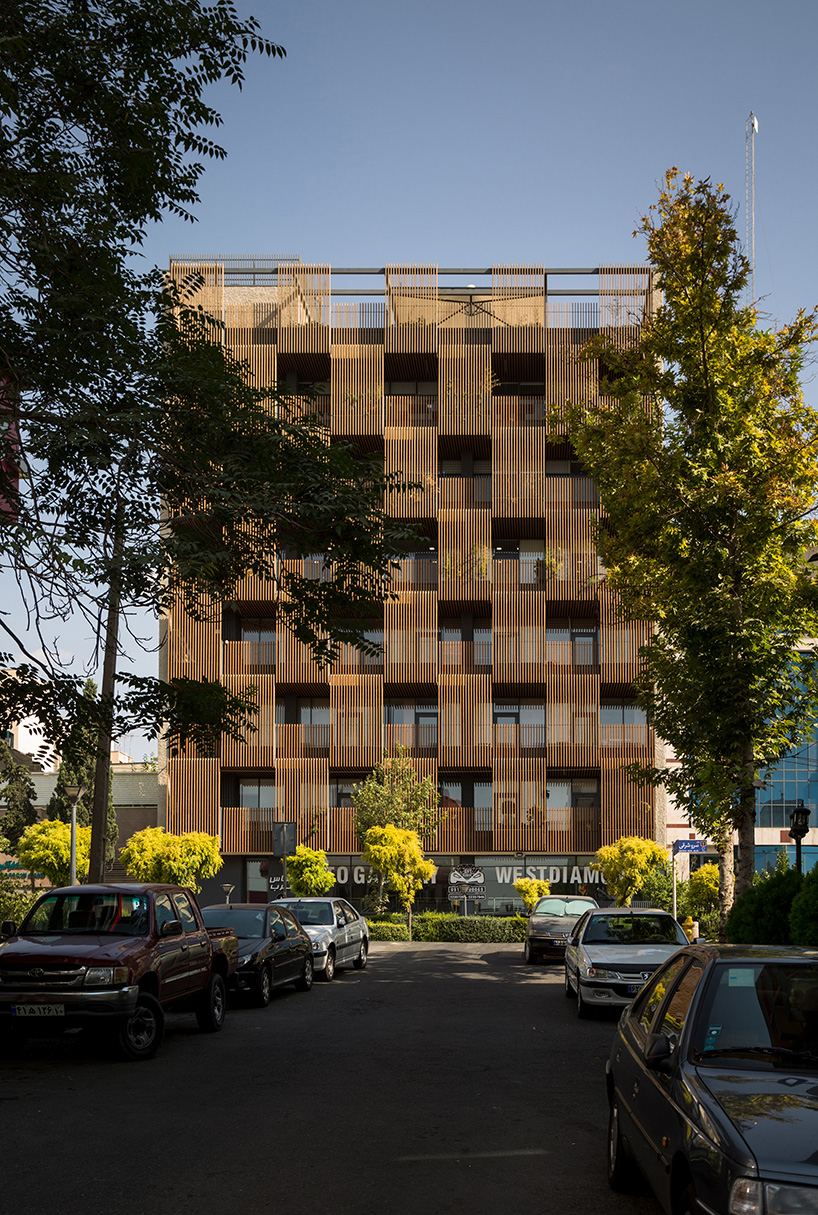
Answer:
[
  {"xmin": 12, "ymin": 1004, "xmax": 65, "ymax": 1017},
  {"xmin": 552, "ymin": 940, "xmax": 565, "ymax": 946},
  {"xmin": 626, "ymin": 984, "xmax": 643, "ymax": 996}
]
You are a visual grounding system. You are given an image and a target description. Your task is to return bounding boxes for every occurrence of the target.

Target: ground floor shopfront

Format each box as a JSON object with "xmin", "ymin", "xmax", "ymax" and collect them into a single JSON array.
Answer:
[{"xmin": 198, "ymin": 853, "xmax": 612, "ymax": 912}]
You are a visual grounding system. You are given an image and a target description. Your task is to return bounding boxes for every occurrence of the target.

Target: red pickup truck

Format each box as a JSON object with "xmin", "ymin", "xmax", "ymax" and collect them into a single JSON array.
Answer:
[{"xmin": 0, "ymin": 883, "xmax": 238, "ymax": 1060}]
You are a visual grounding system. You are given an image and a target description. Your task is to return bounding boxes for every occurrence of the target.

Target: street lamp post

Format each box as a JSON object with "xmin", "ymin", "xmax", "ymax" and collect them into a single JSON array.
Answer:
[
  {"xmin": 64, "ymin": 785, "xmax": 83, "ymax": 886},
  {"xmin": 789, "ymin": 800, "xmax": 811, "ymax": 875}
]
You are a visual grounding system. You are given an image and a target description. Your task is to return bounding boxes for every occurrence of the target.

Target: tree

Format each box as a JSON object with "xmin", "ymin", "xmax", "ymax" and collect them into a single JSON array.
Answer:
[
  {"xmin": 46, "ymin": 679, "xmax": 117, "ymax": 867},
  {"xmin": 726, "ymin": 865, "xmax": 803, "ymax": 945},
  {"xmin": 119, "ymin": 826, "xmax": 222, "ymax": 893},
  {"xmin": 591, "ymin": 837, "xmax": 668, "ymax": 907},
  {"xmin": 287, "ymin": 845, "xmax": 336, "ymax": 897},
  {"xmin": 17, "ymin": 820, "xmax": 91, "ymax": 887},
  {"xmin": 0, "ymin": 870, "xmax": 37, "ymax": 926},
  {"xmin": 687, "ymin": 864, "xmax": 720, "ymax": 919},
  {"xmin": 514, "ymin": 877, "xmax": 551, "ymax": 913},
  {"xmin": 361, "ymin": 826, "xmax": 435, "ymax": 940},
  {"xmin": 0, "ymin": 740, "xmax": 37, "ymax": 853},
  {"xmin": 0, "ymin": 3, "xmax": 418, "ymax": 882},
  {"xmin": 561, "ymin": 170, "xmax": 818, "ymax": 921},
  {"xmin": 352, "ymin": 749, "xmax": 443, "ymax": 912}
]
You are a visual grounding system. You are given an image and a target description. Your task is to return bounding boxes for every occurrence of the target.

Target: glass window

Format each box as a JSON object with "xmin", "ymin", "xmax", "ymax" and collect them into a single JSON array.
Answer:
[
  {"xmin": 239, "ymin": 778, "xmax": 276, "ymax": 809},
  {"xmin": 155, "ymin": 895, "xmax": 176, "ymax": 931},
  {"xmin": 268, "ymin": 908, "xmax": 286, "ymax": 939},
  {"xmin": 172, "ymin": 892, "xmax": 198, "ymax": 932},
  {"xmin": 440, "ymin": 779, "xmax": 462, "ymax": 807},
  {"xmin": 281, "ymin": 909, "xmax": 302, "ymax": 939},
  {"xmin": 635, "ymin": 956, "xmax": 689, "ymax": 1035},
  {"xmin": 656, "ymin": 962, "xmax": 705, "ymax": 1050}
]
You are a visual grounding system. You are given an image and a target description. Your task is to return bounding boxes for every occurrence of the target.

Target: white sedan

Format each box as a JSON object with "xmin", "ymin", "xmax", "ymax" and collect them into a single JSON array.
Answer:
[
  {"xmin": 273, "ymin": 898, "xmax": 369, "ymax": 982},
  {"xmin": 564, "ymin": 907, "xmax": 689, "ymax": 1018}
]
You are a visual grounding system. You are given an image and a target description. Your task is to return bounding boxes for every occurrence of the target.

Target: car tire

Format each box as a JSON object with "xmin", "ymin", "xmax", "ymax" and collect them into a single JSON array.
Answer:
[
  {"xmin": 524, "ymin": 941, "xmax": 539, "ymax": 965},
  {"xmin": 321, "ymin": 948, "xmax": 336, "ymax": 982},
  {"xmin": 195, "ymin": 973, "xmax": 227, "ymax": 1032},
  {"xmin": 255, "ymin": 963, "xmax": 272, "ymax": 1008},
  {"xmin": 576, "ymin": 978, "xmax": 591, "ymax": 1018},
  {"xmin": 607, "ymin": 1097, "xmax": 639, "ymax": 1192},
  {"xmin": 117, "ymin": 994, "xmax": 164, "ymax": 1061},
  {"xmin": 675, "ymin": 1181, "xmax": 699, "ymax": 1215},
  {"xmin": 295, "ymin": 956, "xmax": 314, "ymax": 991},
  {"xmin": 564, "ymin": 964, "xmax": 574, "ymax": 998},
  {"xmin": 353, "ymin": 940, "xmax": 368, "ymax": 970}
]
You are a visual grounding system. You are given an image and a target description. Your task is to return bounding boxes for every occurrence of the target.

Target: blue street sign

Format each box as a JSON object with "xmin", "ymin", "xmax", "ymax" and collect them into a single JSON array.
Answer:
[{"xmin": 674, "ymin": 840, "xmax": 708, "ymax": 854}]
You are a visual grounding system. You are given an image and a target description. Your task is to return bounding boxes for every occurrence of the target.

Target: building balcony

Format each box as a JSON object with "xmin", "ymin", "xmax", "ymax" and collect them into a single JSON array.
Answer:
[
  {"xmin": 275, "ymin": 723, "xmax": 332, "ymax": 758},
  {"xmin": 601, "ymin": 724, "xmax": 654, "ymax": 754},
  {"xmin": 384, "ymin": 723, "xmax": 438, "ymax": 757},
  {"xmin": 222, "ymin": 640, "xmax": 276, "ymax": 674},
  {"xmin": 438, "ymin": 639, "xmax": 492, "ymax": 673},
  {"xmin": 221, "ymin": 806, "xmax": 278, "ymax": 855},
  {"xmin": 492, "ymin": 723, "xmax": 547, "ymax": 757},
  {"xmin": 389, "ymin": 556, "xmax": 438, "ymax": 590},
  {"xmin": 384, "ymin": 396, "xmax": 438, "ymax": 428},
  {"xmin": 438, "ymin": 475, "xmax": 491, "ymax": 509},
  {"xmin": 333, "ymin": 644, "xmax": 383, "ymax": 676}
]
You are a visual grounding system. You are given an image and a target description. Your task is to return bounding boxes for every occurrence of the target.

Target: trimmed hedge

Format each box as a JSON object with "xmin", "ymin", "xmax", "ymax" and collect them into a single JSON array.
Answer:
[
  {"xmin": 368, "ymin": 921, "xmax": 410, "ymax": 941},
  {"xmin": 790, "ymin": 867, "xmax": 818, "ymax": 946},
  {"xmin": 726, "ymin": 867, "xmax": 803, "ymax": 945}
]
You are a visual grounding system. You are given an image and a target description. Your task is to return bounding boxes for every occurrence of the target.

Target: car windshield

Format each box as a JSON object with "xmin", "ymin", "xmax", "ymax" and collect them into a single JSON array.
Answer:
[
  {"xmin": 693, "ymin": 963, "xmax": 818, "ymax": 1069},
  {"xmin": 202, "ymin": 908, "xmax": 266, "ymax": 938},
  {"xmin": 278, "ymin": 902, "xmax": 333, "ymax": 926},
  {"xmin": 533, "ymin": 897, "xmax": 596, "ymax": 917},
  {"xmin": 583, "ymin": 914, "xmax": 687, "ymax": 946},
  {"xmin": 21, "ymin": 892, "xmax": 150, "ymax": 936}
]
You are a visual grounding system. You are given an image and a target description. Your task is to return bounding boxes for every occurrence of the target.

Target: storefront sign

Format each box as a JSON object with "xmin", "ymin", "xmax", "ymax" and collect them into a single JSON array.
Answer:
[{"xmin": 447, "ymin": 866, "xmax": 486, "ymax": 900}]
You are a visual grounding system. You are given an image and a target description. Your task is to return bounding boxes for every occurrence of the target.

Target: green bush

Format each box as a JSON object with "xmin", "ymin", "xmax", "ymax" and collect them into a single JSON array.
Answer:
[
  {"xmin": 368, "ymin": 921, "xmax": 410, "ymax": 941},
  {"xmin": 413, "ymin": 912, "xmax": 527, "ymax": 943},
  {"xmin": 0, "ymin": 871, "xmax": 38, "ymax": 928},
  {"xmin": 789, "ymin": 866, "xmax": 818, "ymax": 946},
  {"xmin": 726, "ymin": 867, "xmax": 803, "ymax": 945}
]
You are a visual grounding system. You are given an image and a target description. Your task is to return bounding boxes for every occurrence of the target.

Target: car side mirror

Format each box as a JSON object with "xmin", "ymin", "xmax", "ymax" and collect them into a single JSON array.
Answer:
[
  {"xmin": 160, "ymin": 918, "xmax": 183, "ymax": 938},
  {"xmin": 644, "ymin": 1033, "xmax": 673, "ymax": 1071},
  {"xmin": 1, "ymin": 919, "xmax": 16, "ymax": 937},
  {"xmin": 570, "ymin": 935, "xmax": 579, "ymax": 946}
]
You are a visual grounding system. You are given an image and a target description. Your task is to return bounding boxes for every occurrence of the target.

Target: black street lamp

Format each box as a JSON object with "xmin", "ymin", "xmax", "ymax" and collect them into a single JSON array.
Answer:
[{"xmin": 788, "ymin": 800, "xmax": 811, "ymax": 875}]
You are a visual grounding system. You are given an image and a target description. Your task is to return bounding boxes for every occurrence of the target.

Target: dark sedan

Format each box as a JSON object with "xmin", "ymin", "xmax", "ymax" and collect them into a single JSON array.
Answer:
[
  {"xmin": 201, "ymin": 904, "xmax": 313, "ymax": 1006},
  {"xmin": 524, "ymin": 895, "xmax": 598, "ymax": 963},
  {"xmin": 606, "ymin": 943, "xmax": 818, "ymax": 1215}
]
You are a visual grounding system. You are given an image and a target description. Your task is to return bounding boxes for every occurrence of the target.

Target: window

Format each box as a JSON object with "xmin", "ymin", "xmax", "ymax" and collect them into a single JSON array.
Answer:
[
  {"xmin": 155, "ymin": 895, "xmax": 176, "ymax": 931},
  {"xmin": 656, "ymin": 963, "xmax": 705, "ymax": 1050},
  {"xmin": 268, "ymin": 908, "xmax": 286, "ymax": 940},
  {"xmin": 635, "ymin": 956, "xmax": 688, "ymax": 1036},
  {"xmin": 239, "ymin": 778, "xmax": 276, "ymax": 809},
  {"xmin": 172, "ymin": 892, "xmax": 198, "ymax": 932}
]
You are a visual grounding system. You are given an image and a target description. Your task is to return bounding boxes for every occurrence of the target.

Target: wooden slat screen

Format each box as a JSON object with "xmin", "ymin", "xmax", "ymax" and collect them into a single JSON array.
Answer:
[{"xmin": 385, "ymin": 264, "xmax": 438, "ymax": 352}]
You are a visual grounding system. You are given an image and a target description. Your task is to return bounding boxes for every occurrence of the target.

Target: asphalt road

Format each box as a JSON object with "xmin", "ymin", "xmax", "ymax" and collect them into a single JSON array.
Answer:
[{"xmin": 3, "ymin": 943, "xmax": 663, "ymax": 1215}]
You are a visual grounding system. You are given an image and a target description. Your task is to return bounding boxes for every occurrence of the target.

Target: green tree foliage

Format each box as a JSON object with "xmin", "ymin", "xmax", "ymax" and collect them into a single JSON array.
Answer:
[
  {"xmin": 17, "ymin": 820, "xmax": 91, "ymax": 888},
  {"xmin": 560, "ymin": 170, "xmax": 818, "ymax": 917},
  {"xmin": 726, "ymin": 866, "xmax": 803, "ymax": 945},
  {"xmin": 687, "ymin": 863, "xmax": 720, "ymax": 918},
  {"xmin": 0, "ymin": 870, "xmax": 37, "ymax": 926},
  {"xmin": 591, "ymin": 837, "xmax": 668, "ymax": 907},
  {"xmin": 286, "ymin": 845, "xmax": 336, "ymax": 897},
  {"xmin": 46, "ymin": 679, "xmax": 117, "ymax": 867},
  {"xmin": 0, "ymin": 741, "xmax": 37, "ymax": 853},
  {"xmin": 788, "ymin": 866, "xmax": 818, "ymax": 946},
  {"xmin": 634, "ymin": 858, "xmax": 681, "ymax": 915},
  {"xmin": 119, "ymin": 826, "xmax": 222, "ymax": 893},
  {"xmin": 362, "ymin": 826, "xmax": 435, "ymax": 940},
  {"xmin": 352, "ymin": 749, "xmax": 443, "ymax": 912},
  {"xmin": 514, "ymin": 877, "xmax": 551, "ymax": 912},
  {"xmin": 0, "ymin": 2, "xmax": 418, "ymax": 882}
]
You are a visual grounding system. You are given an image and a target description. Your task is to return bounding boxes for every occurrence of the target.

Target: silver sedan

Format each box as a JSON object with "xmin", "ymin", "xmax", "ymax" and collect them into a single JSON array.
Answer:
[
  {"xmin": 564, "ymin": 907, "xmax": 689, "ymax": 1018},
  {"xmin": 273, "ymin": 898, "xmax": 369, "ymax": 982}
]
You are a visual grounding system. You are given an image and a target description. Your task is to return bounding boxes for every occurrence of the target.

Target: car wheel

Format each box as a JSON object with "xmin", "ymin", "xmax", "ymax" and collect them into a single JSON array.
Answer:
[
  {"xmin": 675, "ymin": 1182, "xmax": 699, "ymax": 1215},
  {"xmin": 255, "ymin": 963, "xmax": 272, "ymax": 1008},
  {"xmin": 321, "ymin": 948, "xmax": 336, "ymax": 982},
  {"xmin": 195, "ymin": 973, "xmax": 227, "ymax": 1032},
  {"xmin": 117, "ymin": 994, "xmax": 164, "ymax": 1061},
  {"xmin": 576, "ymin": 977, "xmax": 591, "ymax": 1018},
  {"xmin": 353, "ymin": 940, "xmax": 368, "ymax": 970},
  {"xmin": 295, "ymin": 956, "xmax": 314, "ymax": 991},
  {"xmin": 607, "ymin": 1097, "xmax": 639, "ymax": 1192},
  {"xmin": 564, "ymin": 964, "xmax": 574, "ymax": 998},
  {"xmin": 524, "ymin": 941, "xmax": 539, "ymax": 965}
]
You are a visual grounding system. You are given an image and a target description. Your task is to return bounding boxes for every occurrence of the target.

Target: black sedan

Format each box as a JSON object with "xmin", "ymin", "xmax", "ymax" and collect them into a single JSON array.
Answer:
[
  {"xmin": 606, "ymin": 943, "xmax": 818, "ymax": 1215},
  {"xmin": 524, "ymin": 895, "xmax": 598, "ymax": 963},
  {"xmin": 201, "ymin": 903, "xmax": 313, "ymax": 1006}
]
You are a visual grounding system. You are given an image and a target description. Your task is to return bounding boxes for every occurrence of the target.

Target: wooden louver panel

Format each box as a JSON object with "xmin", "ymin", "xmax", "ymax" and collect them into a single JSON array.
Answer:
[
  {"xmin": 331, "ymin": 302, "xmax": 384, "ymax": 435},
  {"xmin": 439, "ymin": 510, "xmax": 491, "ymax": 603},
  {"xmin": 384, "ymin": 593, "xmax": 437, "ymax": 685},
  {"xmin": 277, "ymin": 263, "xmax": 330, "ymax": 353},
  {"xmin": 491, "ymin": 265, "xmax": 546, "ymax": 354},
  {"xmin": 385, "ymin": 264, "xmax": 438, "ymax": 352},
  {"xmin": 384, "ymin": 430, "xmax": 437, "ymax": 518}
]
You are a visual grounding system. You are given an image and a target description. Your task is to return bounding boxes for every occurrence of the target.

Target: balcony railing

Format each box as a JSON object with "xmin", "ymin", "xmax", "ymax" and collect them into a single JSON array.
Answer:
[
  {"xmin": 222, "ymin": 639, "xmax": 276, "ymax": 674},
  {"xmin": 221, "ymin": 807, "xmax": 278, "ymax": 855},
  {"xmin": 384, "ymin": 722, "xmax": 438, "ymax": 755},
  {"xmin": 333, "ymin": 643, "xmax": 383, "ymax": 675},
  {"xmin": 492, "ymin": 723, "xmax": 547, "ymax": 756},
  {"xmin": 438, "ymin": 474, "xmax": 492, "ymax": 509},
  {"xmin": 384, "ymin": 396, "xmax": 438, "ymax": 428},
  {"xmin": 438, "ymin": 639, "xmax": 492, "ymax": 673},
  {"xmin": 275, "ymin": 723, "xmax": 332, "ymax": 758},
  {"xmin": 601, "ymin": 724, "xmax": 652, "ymax": 751},
  {"xmin": 389, "ymin": 557, "xmax": 438, "ymax": 590}
]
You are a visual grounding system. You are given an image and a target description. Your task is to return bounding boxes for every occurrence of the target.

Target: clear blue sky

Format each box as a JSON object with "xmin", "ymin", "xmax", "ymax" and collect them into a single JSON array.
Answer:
[{"xmin": 7, "ymin": 0, "xmax": 818, "ymax": 756}]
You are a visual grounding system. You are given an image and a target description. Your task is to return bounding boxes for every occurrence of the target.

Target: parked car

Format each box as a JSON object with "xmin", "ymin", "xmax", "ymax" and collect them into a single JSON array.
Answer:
[
  {"xmin": 564, "ymin": 906, "xmax": 689, "ymax": 1018},
  {"xmin": 524, "ymin": 895, "xmax": 599, "ymax": 963},
  {"xmin": 201, "ymin": 903, "xmax": 313, "ymax": 1005},
  {"xmin": 274, "ymin": 897, "xmax": 369, "ymax": 982},
  {"xmin": 606, "ymin": 943, "xmax": 818, "ymax": 1215},
  {"xmin": 0, "ymin": 884, "xmax": 239, "ymax": 1059}
]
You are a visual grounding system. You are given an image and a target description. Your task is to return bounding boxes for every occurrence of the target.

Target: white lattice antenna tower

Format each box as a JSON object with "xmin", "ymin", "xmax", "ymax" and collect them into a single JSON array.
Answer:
[{"xmin": 745, "ymin": 111, "xmax": 758, "ymax": 306}]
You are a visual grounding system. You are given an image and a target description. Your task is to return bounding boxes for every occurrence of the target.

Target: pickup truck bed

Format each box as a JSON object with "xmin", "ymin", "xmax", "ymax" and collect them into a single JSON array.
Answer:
[{"xmin": 0, "ymin": 883, "xmax": 239, "ymax": 1059}]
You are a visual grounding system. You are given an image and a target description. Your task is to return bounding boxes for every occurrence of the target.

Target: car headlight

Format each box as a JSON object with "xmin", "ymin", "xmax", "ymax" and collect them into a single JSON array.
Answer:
[
  {"xmin": 84, "ymin": 966, "xmax": 129, "ymax": 986},
  {"xmin": 238, "ymin": 953, "xmax": 257, "ymax": 969},
  {"xmin": 312, "ymin": 940, "xmax": 325, "ymax": 952},
  {"xmin": 765, "ymin": 1182, "xmax": 818, "ymax": 1214},
  {"xmin": 583, "ymin": 965, "xmax": 620, "ymax": 980},
  {"xmin": 729, "ymin": 1180, "xmax": 763, "ymax": 1214}
]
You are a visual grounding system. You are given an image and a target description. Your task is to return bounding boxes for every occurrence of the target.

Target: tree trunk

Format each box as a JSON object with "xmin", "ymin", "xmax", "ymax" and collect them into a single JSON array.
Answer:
[
  {"xmin": 88, "ymin": 505, "xmax": 124, "ymax": 884},
  {"xmin": 733, "ymin": 745, "xmax": 757, "ymax": 899},
  {"xmin": 407, "ymin": 902, "xmax": 412, "ymax": 942},
  {"xmin": 717, "ymin": 833, "xmax": 734, "ymax": 942}
]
